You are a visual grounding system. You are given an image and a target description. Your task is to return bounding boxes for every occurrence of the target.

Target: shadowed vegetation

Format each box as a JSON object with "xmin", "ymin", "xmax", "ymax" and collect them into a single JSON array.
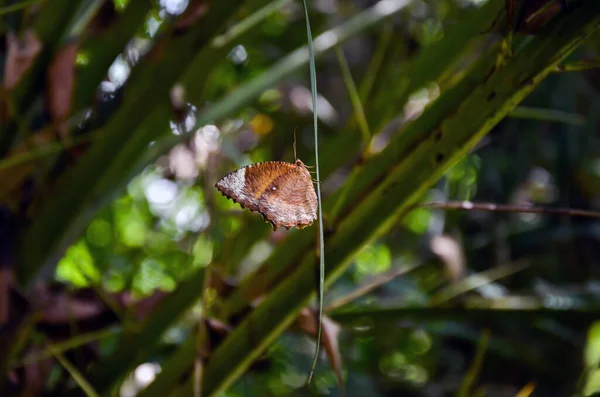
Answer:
[{"xmin": 2, "ymin": 0, "xmax": 600, "ymax": 396}]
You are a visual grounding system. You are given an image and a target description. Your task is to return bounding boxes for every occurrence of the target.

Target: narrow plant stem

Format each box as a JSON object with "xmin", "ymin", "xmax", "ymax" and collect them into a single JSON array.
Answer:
[
  {"xmin": 48, "ymin": 343, "xmax": 101, "ymax": 397},
  {"xmin": 555, "ymin": 59, "xmax": 600, "ymax": 72},
  {"xmin": 0, "ymin": 131, "xmax": 99, "ymax": 172},
  {"xmin": 419, "ymin": 201, "xmax": 600, "ymax": 219},
  {"xmin": 335, "ymin": 46, "xmax": 370, "ymax": 143},
  {"xmin": 0, "ymin": 0, "xmax": 40, "ymax": 16},
  {"xmin": 329, "ymin": 168, "xmax": 359, "ymax": 224},
  {"xmin": 301, "ymin": 0, "xmax": 324, "ymax": 385},
  {"xmin": 429, "ymin": 263, "xmax": 529, "ymax": 307},
  {"xmin": 194, "ymin": 266, "xmax": 213, "ymax": 397},
  {"xmin": 11, "ymin": 327, "xmax": 117, "ymax": 368},
  {"xmin": 509, "ymin": 106, "xmax": 585, "ymax": 125},
  {"xmin": 359, "ymin": 22, "xmax": 393, "ymax": 102},
  {"xmin": 325, "ymin": 264, "xmax": 419, "ymax": 312},
  {"xmin": 457, "ymin": 329, "xmax": 490, "ymax": 397},
  {"xmin": 213, "ymin": 0, "xmax": 293, "ymax": 48}
]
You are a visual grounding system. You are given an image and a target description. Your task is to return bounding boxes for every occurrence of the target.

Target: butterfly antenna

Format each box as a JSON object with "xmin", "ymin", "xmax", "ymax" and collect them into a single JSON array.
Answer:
[{"xmin": 293, "ymin": 127, "xmax": 298, "ymax": 161}]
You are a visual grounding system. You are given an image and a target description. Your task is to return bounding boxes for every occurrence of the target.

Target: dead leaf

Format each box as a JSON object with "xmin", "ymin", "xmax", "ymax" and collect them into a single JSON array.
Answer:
[
  {"xmin": 47, "ymin": 42, "xmax": 79, "ymax": 139},
  {"xmin": 4, "ymin": 30, "xmax": 42, "ymax": 91},
  {"xmin": 32, "ymin": 285, "xmax": 106, "ymax": 325},
  {"xmin": 114, "ymin": 290, "xmax": 169, "ymax": 321},
  {"xmin": 430, "ymin": 234, "xmax": 465, "ymax": 281},
  {"xmin": 295, "ymin": 307, "xmax": 344, "ymax": 390},
  {"xmin": 169, "ymin": 83, "xmax": 187, "ymax": 123}
]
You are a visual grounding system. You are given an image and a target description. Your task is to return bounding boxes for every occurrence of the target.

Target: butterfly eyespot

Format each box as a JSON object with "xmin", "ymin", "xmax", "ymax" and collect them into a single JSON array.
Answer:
[{"xmin": 272, "ymin": 186, "xmax": 277, "ymax": 191}]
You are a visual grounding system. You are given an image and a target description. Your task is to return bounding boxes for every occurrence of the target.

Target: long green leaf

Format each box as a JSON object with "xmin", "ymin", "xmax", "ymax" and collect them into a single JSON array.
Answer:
[
  {"xmin": 221, "ymin": 0, "xmax": 503, "ymax": 320},
  {"xmin": 299, "ymin": 0, "xmax": 324, "ymax": 384},
  {"xmin": 18, "ymin": 0, "xmax": 256, "ymax": 286},
  {"xmin": 195, "ymin": 4, "xmax": 600, "ymax": 396},
  {"xmin": 80, "ymin": 269, "xmax": 204, "ymax": 396}
]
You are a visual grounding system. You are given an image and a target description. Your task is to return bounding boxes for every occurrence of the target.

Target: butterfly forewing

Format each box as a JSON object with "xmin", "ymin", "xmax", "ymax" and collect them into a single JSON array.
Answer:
[{"xmin": 215, "ymin": 162, "xmax": 292, "ymax": 212}]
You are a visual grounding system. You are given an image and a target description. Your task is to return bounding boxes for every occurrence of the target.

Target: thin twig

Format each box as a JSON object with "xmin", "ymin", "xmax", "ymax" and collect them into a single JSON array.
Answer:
[
  {"xmin": 194, "ymin": 266, "xmax": 213, "ymax": 397},
  {"xmin": 335, "ymin": 46, "xmax": 370, "ymax": 143},
  {"xmin": 555, "ymin": 59, "xmax": 600, "ymax": 73},
  {"xmin": 47, "ymin": 343, "xmax": 101, "ymax": 397},
  {"xmin": 419, "ymin": 201, "xmax": 600, "ymax": 219},
  {"xmin": 12, "ymin": 327, "xmax": 116, "ymax": 368},
  {"xmin": 0, "ymin": 0, "xmax": 40, "ymax": 16},
  {"xmin": 325, "ymin": 264, "xmax": 419, "ymax": 312}
]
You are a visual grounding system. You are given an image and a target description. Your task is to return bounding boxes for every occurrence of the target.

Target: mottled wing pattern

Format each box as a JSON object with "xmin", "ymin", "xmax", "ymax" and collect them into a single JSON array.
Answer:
[
  {"xmin": 215, "ymin": 160, "xmax": 317, "ymax": 230},
  {"xmin": 215, "ymin": 161, "xmax": 294, "ymax": 212},
  {"xmin": 257, "ymin": 161, "xmax": 317, "ymax": 230}
]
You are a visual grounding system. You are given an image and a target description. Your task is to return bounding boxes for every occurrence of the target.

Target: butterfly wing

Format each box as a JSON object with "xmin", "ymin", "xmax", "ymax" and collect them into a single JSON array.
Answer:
[
  {"xmin": 215, "ymin": 161, "xmax": 297, "ymax": 214},
  {"xmin": 257, "ymin": 163, "xmax": 318, "ymax": 230}
]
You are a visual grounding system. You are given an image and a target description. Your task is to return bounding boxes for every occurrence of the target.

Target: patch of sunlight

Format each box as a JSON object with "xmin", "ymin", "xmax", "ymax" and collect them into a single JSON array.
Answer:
[
  {"xmin": 120, "ymin": 362, "xmax": 161, "ymax": 397},
  {"xmin": 409, "ymin": 329, "xmax": 432, "ymax": 355},
  {"xmin": 132, "ymin": 257, "xmax": 175, "ymax": 296},
  {"xmin": 379, "ymin": 351, "xmax": 407, "ymax": 378},
  {"xmin": 355, "ymin": 243, "xmax": 392, "ymax": 276},
  {"xmin": 402, "ymin": 207, "xmax": 431, "ymax": 234},
  {"xmin": 145, "ymin": 177, "xmax": 178, "ymax": 206},
  {"xmin": 75, "ymin": 50, "xmax": 89, "ymax": 66},
  {"xmin": 56, "ymin": 241, "xmax": 100, "ymax": 286},
  {"xmin": 192, "ymin": 236, "xmax": 213, "ymax": 268},
  {"xmin": 120, "ymin": 219, "xmax": 146, "ymax": 248},
  {"xmin": 103, "ymin": 269, "xmax": 126, "ymax": 292},
  {"xmin": 404, "ymin": 83, "xmax": 440, "ymax": 122},
  {"xmin": 228, "ymin": 44, "xmax": 248, "ymax": 64},
  {"xmin": 113, "ymin": 0, "xmax": 129, "ymax": 12},
  {"xmin": 108, "ymin": 55, "xmax": 130, "ymax": 88},
  {"xmin": 160, "ymin": 0, "xmax": 188, "ymax": 15}
]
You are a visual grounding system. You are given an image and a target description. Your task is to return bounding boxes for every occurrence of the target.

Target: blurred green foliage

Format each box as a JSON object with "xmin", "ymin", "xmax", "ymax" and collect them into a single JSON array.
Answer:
[{"xmin": 3, "ymin": 0, "xmax": 600, "ymax": 396}]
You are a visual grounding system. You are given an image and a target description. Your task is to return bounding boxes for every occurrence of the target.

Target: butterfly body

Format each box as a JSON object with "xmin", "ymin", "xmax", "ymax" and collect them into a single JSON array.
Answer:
[{"xmin": 215, "ymin": 159, "xmax": 318, "ymax": 230}]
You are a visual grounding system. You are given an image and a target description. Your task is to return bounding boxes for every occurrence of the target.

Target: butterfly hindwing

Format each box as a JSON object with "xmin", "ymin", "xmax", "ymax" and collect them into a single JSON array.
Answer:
[{"xmin": 257, "ymin": 161, "xmax": 317, "ymax": 230}]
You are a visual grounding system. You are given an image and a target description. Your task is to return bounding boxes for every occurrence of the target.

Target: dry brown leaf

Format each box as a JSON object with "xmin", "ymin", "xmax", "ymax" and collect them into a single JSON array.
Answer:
[
  {"xmin": 47, "ymin": 42, "xmax": 79, "ymax": 139},
  {"xmin": 430, "ymin": 234, "xmax": 465, "ymax": 281},
  {"xmin": 32, "ymin": 285, "xmax": 106, "ymax": 325},
  {"xmin": 169, "ymin": 83, "xmax": 187, "ymax": 123},
  {"xmin": 4, "ymin": 30, "xmax": 42, "ymax": 91},
  {"xmin": 295, "ymin": 307, "xmax": 344, "ymax": 390}
]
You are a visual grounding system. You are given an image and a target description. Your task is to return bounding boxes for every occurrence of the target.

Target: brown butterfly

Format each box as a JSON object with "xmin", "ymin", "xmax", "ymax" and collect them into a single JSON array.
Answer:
[{"xmin": 215, "ymin": 158, "xmax": 318, "ymax": 230}]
